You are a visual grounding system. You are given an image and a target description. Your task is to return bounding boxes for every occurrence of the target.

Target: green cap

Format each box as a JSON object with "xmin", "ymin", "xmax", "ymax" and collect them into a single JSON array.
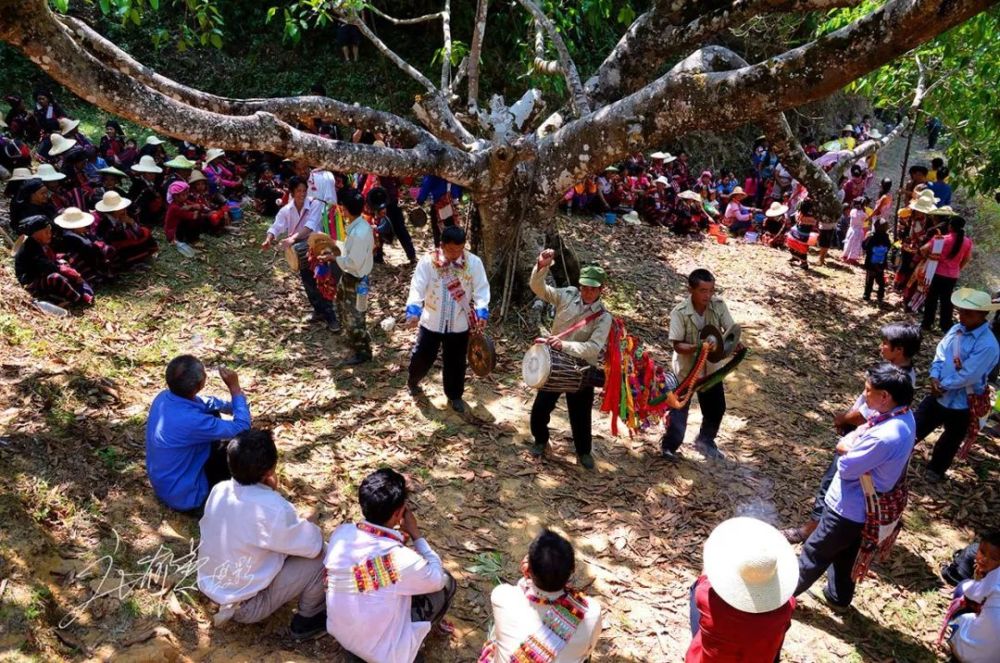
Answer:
[
  {"xmin": 163, "ymin": 155, "xmax": 197, "ymax": 169},
  {"xmin": 579, "ymin": 265, "xmax": 607, "ymax": 287}
]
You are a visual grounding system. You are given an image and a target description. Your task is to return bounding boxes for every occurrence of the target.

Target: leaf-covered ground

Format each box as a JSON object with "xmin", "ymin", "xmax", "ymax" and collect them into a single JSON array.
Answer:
[{"xmin": 1, "ymin": 154, "xmax": 998, "ymax": 663}]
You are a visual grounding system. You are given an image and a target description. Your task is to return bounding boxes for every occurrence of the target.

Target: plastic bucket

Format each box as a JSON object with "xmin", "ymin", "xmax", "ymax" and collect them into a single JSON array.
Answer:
[
  {"xmin": 744, "ymin": 231, "xmax": 759, "ymax": 244},
  {"xmin": 228, "ymin": 202, "xmax": 243, "ymax": 222},
  {"xmin": 604, "ymin": 212, "xmax": 617, "ymax": 226},
  {"xmin": 716, "ymin": 232, "xmax": 728, "ymax": 244},
  {"xmin": 708, "ymin": 223, "xmax": 720, "ymax": 236}
]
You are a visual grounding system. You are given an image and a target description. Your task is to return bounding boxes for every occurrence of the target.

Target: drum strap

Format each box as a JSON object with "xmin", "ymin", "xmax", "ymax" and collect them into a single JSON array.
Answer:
[{"xmin": 546, "ymin": 309, "xmax": 606, "ymax": 342}]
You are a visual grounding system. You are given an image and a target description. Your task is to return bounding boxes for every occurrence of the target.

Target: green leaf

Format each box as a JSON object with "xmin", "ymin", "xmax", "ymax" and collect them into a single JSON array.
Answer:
[
  {"xmin": 52, "ymin": 0, "xmax": 69, "ymax": 13},
  {"xmin": 99, "ymin": 0, "xmax": 111, "ymax": 13},
  {"xmin": 209, "ymin": 32, "xmax": 222, "ymax": 48},
  {"xmin": 149, "ymin": 0, "xmax": 159, "ymax": 9}
]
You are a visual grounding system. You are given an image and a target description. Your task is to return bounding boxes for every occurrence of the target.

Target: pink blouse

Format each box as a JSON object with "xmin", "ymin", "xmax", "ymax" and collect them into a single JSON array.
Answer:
[{"xmin": 935, "ymin": 233, "xmax": 973, "ymax": 279}]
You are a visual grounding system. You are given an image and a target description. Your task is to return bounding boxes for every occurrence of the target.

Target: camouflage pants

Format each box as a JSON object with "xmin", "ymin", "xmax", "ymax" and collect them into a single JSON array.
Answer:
[{"xmin": 336, "ymin": 272, "xmax": 372, "ymax": 358}]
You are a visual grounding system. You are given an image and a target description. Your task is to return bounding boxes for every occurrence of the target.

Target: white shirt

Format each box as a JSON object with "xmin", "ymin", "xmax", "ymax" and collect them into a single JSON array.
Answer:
[
  {"xmin": 951, "ymin": 566, "xmax": 1000, "ymax": 662},
  {"xmin": 487, "ymin": 578, "xmax": 602, "ymax": 663},
  {"xmin": 308, "ymin": 169, "xmax": 338, "ymax": 205},
  {"xmin": 324, "ymin": 522, "xmax": 448, "ymax": 663},
  {"xmin": 268, "ymin": 197, "xmax": 324, "ymax": 240},
  {"xmin": 405, "ymin": 250, "xmax": 490, "ymax": 334},
  {"xmin": 336, "ymin": 216, "xmax": 374, "ymax": 278},
  {"xmin": 197, "ymin": 481, "xmax": 323, "ymax": 605}
]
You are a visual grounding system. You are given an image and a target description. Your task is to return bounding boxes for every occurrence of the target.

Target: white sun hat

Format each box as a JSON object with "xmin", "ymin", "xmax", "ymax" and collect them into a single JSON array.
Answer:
[
  {"xmin": 34, "ymin": 163, "xmax": 66, "ymax": 182},
  {"xmin": 8, "ymin": 167, "xmax": 33, "ymax": 182},
  {"xmin": 48, "ymin": 133, "xmax": 77, "ymax": 156},
  {"xmin": 204, "ymin": 147, "xmax": 226, "ymax": 164},
  {"xmin": 908, "ymin": 188, "xmax": 939, "ymax": 214},
  {"xmin": 57, "ymin": 117, "xmax": 81, "ymax": 135},
  {"xmin": 144, "ymin": 135, "xmax": 165, "ymax": 146},
  {"xmin": 678, "ymin": 190, "xmax": 702, "ymax": 202},
  {"xmin": 703, "ymin": 517, "xmax": 798, "ymax": 614},
  {"xmin": 131, "ymin": 155, "xmax": 163, "ymax": 174},
  {"xmin": 54, "ymin": 206, "xmax": 96, "ymax": 230},
  {"xmin": 95, "ymin": 190, "xmax": 132, "ymax": 213},
  {"xmin": 765, "ymin": 201, "xmax": 789, "ymax": 218}
]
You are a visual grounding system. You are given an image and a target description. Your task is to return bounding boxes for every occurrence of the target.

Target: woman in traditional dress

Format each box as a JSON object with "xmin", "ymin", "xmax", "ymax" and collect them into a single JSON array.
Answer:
[
  {"xmin": 785, "ymin": 199, "xmax": 815, "ymax": 269},
  {"xmin": 94, "ymin": 190, "xmax": 158, "ymax": 269},
  {"xmin": 840, "ymin": 196, "xmax": 867, "ymax": 265},
  {"xmin": 918, "ymin": 214, "xmax": 973, "ymax": 332}
]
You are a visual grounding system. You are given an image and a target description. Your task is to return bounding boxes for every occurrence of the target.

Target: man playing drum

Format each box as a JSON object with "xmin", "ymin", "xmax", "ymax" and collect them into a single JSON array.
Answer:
[
  {"xmin": 528, "ymin": 249, "xmax": 612, "ymax": 470},
  {"xmin": 661, "ymin": 269, "xmax": 737, "ymax": 462}
]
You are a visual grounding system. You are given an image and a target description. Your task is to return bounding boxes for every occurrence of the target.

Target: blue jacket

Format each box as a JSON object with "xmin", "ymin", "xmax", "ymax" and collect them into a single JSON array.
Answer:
[{"xmin": 145, "ymin": 390, "xmax": 251, "ymax": 511}]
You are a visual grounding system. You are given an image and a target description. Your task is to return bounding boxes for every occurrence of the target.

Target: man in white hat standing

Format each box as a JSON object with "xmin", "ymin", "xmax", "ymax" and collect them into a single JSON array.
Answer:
[
  {"xmin": 688, "ymin": 517, "xmax": 797, "ymax": 662},
  {"xmin": 795, "ymin": 363, "xmax": 916, "ymax": 609},
  {"xmin": 915, "ymin": 288, "xmax": 1000, "ymax": 483}
]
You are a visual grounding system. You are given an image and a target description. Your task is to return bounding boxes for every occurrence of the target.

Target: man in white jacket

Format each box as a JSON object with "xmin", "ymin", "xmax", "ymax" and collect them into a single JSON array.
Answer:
[
  {"xmin": 325, "ymin": 468, "xmax": 455, "ymax": 663},
  {"xmin": 197, "ymin": 429, "xmax": 326, "ymax": 640},
  {"xmin": 405, "ymin": 225, "xmax": 490, "ymax": 413},
  {"xmin": 948, "ymin": 530, "xmax": 1000, "ymax": 662}
]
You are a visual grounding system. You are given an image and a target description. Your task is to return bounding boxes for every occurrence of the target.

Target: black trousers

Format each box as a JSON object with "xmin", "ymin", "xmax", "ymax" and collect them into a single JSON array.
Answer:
[
  {"xmin": 863, "ymin": 266, "xmax": 886, "ymax": 301},
  {"xmin": 914, "ymin": 394, "xmax": 971, "ymax": 475},
  {"xmin": 295, "ymin": 241, "xmax": 337, "ymax": 324},
  {"xmin": 922, "ymin": 274, "xmax": 958, "ymax": 333},
  {"xmin": 407, "ymin": 326, "xmax": 469, "ymax": 400},
  {"xmin": 660, "ymin": 382, "xmax": 726, "ymax": 453},
  {"xmin": 180, "ymin": 439, "xmax": 231, "ymax": 518},
  {"xmin": 795, "ymin": 508, "xmax": 864, "ymax": 606},
  {"xmin": 531, "ymin": 386, "xmax": 595, "ymax": 455},
  {"xmin": 810, "ymin": 455, "xmax": 840, "ymax": 521},
  {"xmin": 429, "ymin": 208, "xmax": 456, "ymax": 247},
  {"xmin": 387, "ymin": 204, "xmax": 416, "ymax": 262}
]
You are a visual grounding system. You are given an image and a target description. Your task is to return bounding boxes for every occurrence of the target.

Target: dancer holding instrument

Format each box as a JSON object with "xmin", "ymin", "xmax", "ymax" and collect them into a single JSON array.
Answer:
[
  {"xmin": 527, "ymin": 249, "xmax": 612, "ymax": 470},
  {"xmin": 661, "ymin": 269, "xmax": 742, "ymax": 462}
]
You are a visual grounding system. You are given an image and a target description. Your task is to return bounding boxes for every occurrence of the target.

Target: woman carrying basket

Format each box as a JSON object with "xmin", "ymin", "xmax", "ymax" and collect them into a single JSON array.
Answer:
[{"xmin": 527, "ymin": 249, "xmax": 613, "ymax": 470}]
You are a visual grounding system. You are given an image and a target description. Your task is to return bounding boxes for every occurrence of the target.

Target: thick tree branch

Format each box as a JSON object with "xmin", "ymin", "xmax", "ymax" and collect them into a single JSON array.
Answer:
[
  {"xmin": 764, "ymin": 115, "xmax": 842, "ymax": 223},
  {"xmin": 588, "ymin": 0, "xmax": 864, "ymax": 108},
  {"xmin": 514, "ymin": 0, "xmax": 591, "ymax": 116},
  {"xmin": 57, "ymin": 14, "xmax": 435, "ymax": 145},
  {"xmin": 0, "ymin": 0, "xmax": 480, "ymax": 186},
  {"xmin": 829, "ymin": 56, "xmax": 930, "ymax": 181},
  {"xmin": 535, "ymin": 0, "xmax": 998, "ymax": 207},
  {"xmin": 466, "ymin": 0, "xmax": 490, "ymax": 114}
]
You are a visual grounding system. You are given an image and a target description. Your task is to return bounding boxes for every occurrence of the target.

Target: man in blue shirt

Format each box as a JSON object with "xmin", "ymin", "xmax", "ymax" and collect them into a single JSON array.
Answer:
[
  {"xmin": 146, "ymin": 355, "xmax": 252, "ymax": 514},
  {"xmin": 916, "ymin": 289, "xmax": 1000, "ymax": 482},
  {"xmin": 416, "ymin": 174, "xmax": 463, "ymax": 248},
  {"xmin": 928, "ymin": 166, "xmax": 953, "ymax": 206},
  {"xmin": 795, "ymin": 363, "xmax": 916, "ymax": 609}
]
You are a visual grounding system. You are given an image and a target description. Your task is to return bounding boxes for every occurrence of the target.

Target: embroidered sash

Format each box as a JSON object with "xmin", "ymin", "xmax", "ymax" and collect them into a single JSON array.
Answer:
[
  {"xmin": 510, "ymin": 590, "xmax": 589, "ymax": 663},
  {"xmin": 349, "ymin": 522, "xmax": 408, "ymax": 594},
  {"xmin": 434, "ymin": 250, "xmax": 479, "ymax": 330},
  {"xmin": 850, "ymin": 406, "xmax": 911, "ymax": 583}
]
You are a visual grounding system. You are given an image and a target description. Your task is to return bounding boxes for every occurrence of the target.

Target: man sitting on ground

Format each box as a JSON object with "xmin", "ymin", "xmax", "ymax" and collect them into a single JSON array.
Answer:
[
  {"xmin": 687, "ymin": 517, "xmax": 797, "ymax": 662},
  {"xmin": 480, "ymin": 529, "xmax": 602, "ymax": 663},
  {"xmin": 325, "ymin": 468, "xmax": 455, "ymax": 663},
  {"xmin": 946, "ymin": 530, "xmax": 1000, "ymax": 662},
  {"xmin": 197, "ymin": 429, "xmax": 326, "ymax": 640},
  {"xmin": 145, "ymin": 355, "xmax": 251, "ymax": 514}
]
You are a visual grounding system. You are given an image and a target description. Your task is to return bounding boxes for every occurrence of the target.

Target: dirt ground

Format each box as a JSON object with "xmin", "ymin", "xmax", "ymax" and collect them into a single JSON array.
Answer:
[{"xmin": 0, "ymin": 157, "xmax": 997, "ymax": 662}]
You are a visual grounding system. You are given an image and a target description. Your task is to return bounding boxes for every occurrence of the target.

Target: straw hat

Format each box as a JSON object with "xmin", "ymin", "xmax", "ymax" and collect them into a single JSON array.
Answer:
[
  {"xmin": 34, "ymin": 163, "xmax": 66, "ymax": 182},
  {"xmin": 908, "ymin": 188, "xmax": 939, "ymax": 214},
  {"xmin": 603, "ymin": 165, "xmax": 619, "ymax": 173},
  {"xmin": 730, "ymin": 186, "xmax": 747, "ymax": 198},
  {"xmin": 204, "ymin": 147, "xmax": 226, "ymax": 164},
  {"xmin": 144, "ymin": 135, "xmax": 165, "ymax": 146},
  {"xmin": 678, "ymin": 190, "xmax": 702, "ymax": 202},
  {"xmin": 131, "ymin": 155, "xmax": 163, "ymax": 174},
  {"xmin": 95, "ymin": 190, "xmax": 132, "ymax": 213},
  {"xmin": 927, "ymin": 205, "xmax": 958, "ymax": 216},
  {"xmin": 54, "ymin": 206, "xmax": 96, "ymax": 230},
  {"xmin": 650, "ymin": 151, "xmax": 677, "ymax": 163},
  {"xmin": 48, "ymin": 133, "xmax": 77, "ymax": 156},
  {"xmin": 951, "ymin": 288, "xmax": 1000, "ymax": 312},
  {"xmin": 842, "ymin": 124, "xmax": 854, "ymax": 133},
  {"xmin": 703, "ymin": 517, "xmax": 798, "ymax": 614},
  {"xmin": 765, "ymin": 201, "xmax": 789, "ymax": 218},
  {"xmin": 8, "ymin": 167, "xmax": 33, "ymax": 181},
  {"xmin": 164, "ymin": 155, "xmax": 197, "ymax": 169},
  {"xmin": 57, "ymin": 117, "xmax": 80, "ymax": 135},
  {"xmin": 621, "ymin": 210, "xmax": 642, "ymax": 225},
  {"xmin": 868, "ymin": 129, "xmax": 883, "ymax": 139},
  {"xmin": 188, "ymin": 169, "xmax": 208, "ymax": 184},
  {"xmin": 654, "ymin": 175, "xmax": 670, "ymax": 187},
  {"xmin": 97, "ymin": 166, "xmax": 127, "ymax": 177}
]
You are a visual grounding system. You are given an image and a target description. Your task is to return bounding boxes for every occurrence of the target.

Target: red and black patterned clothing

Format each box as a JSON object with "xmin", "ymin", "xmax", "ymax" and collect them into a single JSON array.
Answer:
[{"xmin": 14, "ymin": 237, "xmax": 94, "ymax": 305}]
